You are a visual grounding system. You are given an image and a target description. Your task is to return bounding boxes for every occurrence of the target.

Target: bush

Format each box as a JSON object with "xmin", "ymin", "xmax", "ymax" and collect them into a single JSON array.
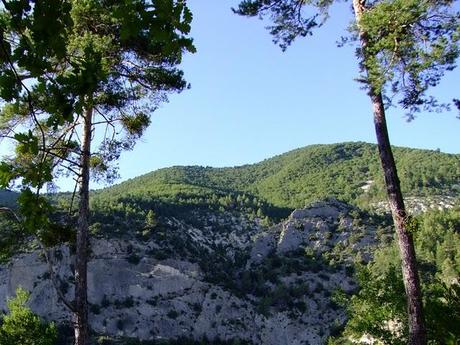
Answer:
[
  {"xmin": 167, "ymin": 310, "xmax": 179, "ymax": 319},
  {"xmin": 0, "ymin": 287, "xmax": 57, "ymax": 345}
]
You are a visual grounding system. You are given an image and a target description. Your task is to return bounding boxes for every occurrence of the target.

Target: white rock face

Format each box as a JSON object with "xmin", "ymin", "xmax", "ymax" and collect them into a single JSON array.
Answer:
[
  {"xmin": 372, "ymin": 195, "xmax": 456, "ymax": 215},
  {"xmin": 0, "ymin": 200, "xmax": 381, "ymax": 344}
]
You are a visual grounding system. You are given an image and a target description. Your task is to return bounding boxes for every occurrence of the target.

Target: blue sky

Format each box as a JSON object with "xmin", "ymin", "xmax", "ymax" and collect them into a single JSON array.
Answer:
[
  {"xmin": 108, "ymin": 0, "xmax": 459, "ymax": 188},
  {"xmin": 3, "ymin": 1, "xmax": 459, "ymax": 192}
]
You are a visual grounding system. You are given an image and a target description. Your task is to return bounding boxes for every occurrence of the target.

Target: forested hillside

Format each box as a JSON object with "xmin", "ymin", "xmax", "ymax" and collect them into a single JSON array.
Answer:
[
  {"xmin": 331, "ymin": 206, "xmax": 460, "ymax": 344},
  {"xmin": 88, "ymin": 142, "xmax": 459, "ymax": 223},
  {"xmin": 3, "ymin": 142, "xmax": 457, "ymax": 215},
  {"xmin": 0, "ymin": 190, "xmax": 18, "ymax": 209},
  {"xmin": 0, "ymin": 0, "xmax": 459, "ymax": 343},
  {"xmin": 97, "ymin": 142, "xmax": 459, "ymax": 207},
  {"xmin": 3, "ymin": 142, "xmax": 458, "ymax": 239}
]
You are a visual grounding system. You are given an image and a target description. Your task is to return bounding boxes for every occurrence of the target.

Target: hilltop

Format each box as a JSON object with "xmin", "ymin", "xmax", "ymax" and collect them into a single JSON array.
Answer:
[
  {"xmin": 97, "ymin": 142, "xmax": 459, "ymax": 206},
  {"xmin": 3, "ymin": 142, "xmax": 458, "ymax": 211},
  {"xmin": 86, "ymin": 142, "xmax": 459, "ymax": 236},
  {"xmin": 3, "ymin": 142, "xmax": 458, "ymax": 239}
]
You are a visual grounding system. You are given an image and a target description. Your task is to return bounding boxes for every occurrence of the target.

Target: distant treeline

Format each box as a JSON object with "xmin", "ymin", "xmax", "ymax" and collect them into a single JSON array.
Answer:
[
  {"xmin": 2, "ymin": 142, "xmax": 459, "ymax": 238},
  {"xmin": 80, "ymin": 142, "xmax": 459, "ymax": 233}
]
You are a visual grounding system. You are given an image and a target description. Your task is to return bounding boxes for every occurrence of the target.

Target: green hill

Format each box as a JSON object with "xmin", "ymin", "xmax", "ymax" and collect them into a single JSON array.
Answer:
[
  {"xmin": 0, "ymin": 190, "xmax": 18, "ymax": 208},
  {"xmin": 87, "ymin": 142, "xmax": 459, "ymax": 230},
  {"xmin": 96, "ymin": 142, "xmax": 460, "ymax": 206}
]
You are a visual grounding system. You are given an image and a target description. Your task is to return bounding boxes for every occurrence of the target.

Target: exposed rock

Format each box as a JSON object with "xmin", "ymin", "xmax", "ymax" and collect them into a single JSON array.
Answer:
[
  {"xmin": 0, "ymin": 200, "xmax": 389, "ymax": 344},
  {"xmin": 372, "ymin": 195, "xmax": 456, "ymax": 215}
]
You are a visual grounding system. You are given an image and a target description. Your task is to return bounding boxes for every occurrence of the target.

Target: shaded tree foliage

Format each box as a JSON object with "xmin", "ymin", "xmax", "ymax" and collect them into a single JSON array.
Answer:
[
  {"xmin": 333, "ymin": 206, "xmax": 460, "ymax": 344},
  {"xmin": 0, "ymin": 1, "xmax": 195, "ymax": 344}
]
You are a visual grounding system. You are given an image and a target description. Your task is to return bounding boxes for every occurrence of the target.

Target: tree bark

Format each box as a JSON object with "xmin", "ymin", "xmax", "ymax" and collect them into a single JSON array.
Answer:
[
  {"xmin": 371, "ymin": 92, "xmax": 427, "ymax": 345},
  {"xmin": 352, "ymin": 1, "xmax": 427, "ymax": 344},
  {"xmin": 74, "ymin": 104, "xmax": 92, "ymax": 345}
]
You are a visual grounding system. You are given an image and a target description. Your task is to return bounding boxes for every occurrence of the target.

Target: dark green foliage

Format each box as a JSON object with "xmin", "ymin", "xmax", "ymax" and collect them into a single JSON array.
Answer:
[
  {"xmin": 0, "ymin": 0, "xmax": 196, "ymax": 249},
  {"xmin": 55, "ymin": 323, "xmax": 74, "ymax": 345},
  {"xmin": 0, "ymin": 190, "xmax": 18, "ymax": 208},
  {"xmin": 342, "ymin": 264, "xmax": 409, "ymax": 345},
  {"xmin": 116, "ymin": 320, "xmax": 124, "ymax": 331},
  {"xmin": 89, "ymin": 304, "xmax": 101, "ymax": 315},
  {"xmin": 334, "ymin": 206, "xmax": 460, "ymax": 344},
  {"xmin": 424, "ymin": 282, "xmax": 460, "ymax": 344},
  {"xmin": 1, "ymin": 4, "xmax": 196, "ymax": 341},
  {"xmin": 339, "ymin": 266, "xmax": 460, "ymax": 344},
  {"xmin": 357, "ymin": 0, "xmax": 460, "ymax": 118},
  {"xmin": 0, "ymin": 287, "xmax": 57, "ymax": 345},
  {"xmin": 126, "ymin": 253, "xmax": 141, "ymax": 265},
  {"xmin": 84, "ymin": 143, "xmax": 459, "ymax": 236},
  {"xmin": 114, "ymin": 297, "xmax": 135, "ymax": 310},
  {"xmin": 415, "ymin": 209, "xmax": 460, "ymax": 282},
  {"xmin": 233, "ymin": 0, "xmax": 332, "ymax": 51},
  {"xmin": 166, "ymin": 310, "xmax": 179, "ymax": 319},
  {"xmin": 0, "ymin": 209, "xmax": 23, "ymax": 262}
]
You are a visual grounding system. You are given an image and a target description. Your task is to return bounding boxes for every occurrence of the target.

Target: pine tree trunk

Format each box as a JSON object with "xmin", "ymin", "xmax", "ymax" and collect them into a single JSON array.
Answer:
[
  {"xmin": 371, "ymin": 92, "xmax": 426, "ymax": 345},
  {"xmin": 352, "ymin": 1, "xmax": 426, "ymax": 344},
  {"xmin": 74, "ymin": 105, "xmax": 92, "ymax": 345}
]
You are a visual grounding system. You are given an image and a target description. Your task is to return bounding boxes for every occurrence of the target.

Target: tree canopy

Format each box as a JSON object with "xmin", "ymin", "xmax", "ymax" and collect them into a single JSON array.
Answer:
[
  {"xmin": 0, "ymin": 1, "xmax": 195, "ymax": 343},
  {"xmin": 0, "ymin": 0, "xmax": 195, "ymax": 201},
  {"xmin": 234, "ymin": 0, "xmax": 460, "ymax": 119}
]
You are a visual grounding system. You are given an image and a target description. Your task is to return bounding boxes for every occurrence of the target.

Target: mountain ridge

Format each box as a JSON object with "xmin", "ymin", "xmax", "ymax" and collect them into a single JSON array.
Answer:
[
  {"xmin": 2, "ymin": 142, "xmax": 458, "ymax": 210},
  {"xmin": 91, "ymin": 142, "xmax": 459, "ymax": 218}
]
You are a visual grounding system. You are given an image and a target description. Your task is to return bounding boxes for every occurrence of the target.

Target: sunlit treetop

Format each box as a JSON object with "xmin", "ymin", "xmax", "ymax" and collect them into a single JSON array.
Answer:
[{"xmin": 0, "ymin": 0, "xmax": 195, "ymax": 232}]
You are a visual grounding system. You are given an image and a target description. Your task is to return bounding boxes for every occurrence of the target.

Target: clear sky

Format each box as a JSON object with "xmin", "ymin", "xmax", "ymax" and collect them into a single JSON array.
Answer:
[
  {"xmin": 4, "ymin": 1, "xmax": 460, "ymax": 192},
  {"xmin": 110, "ymin": 1, "xmax": 459, "ymax": 184}
]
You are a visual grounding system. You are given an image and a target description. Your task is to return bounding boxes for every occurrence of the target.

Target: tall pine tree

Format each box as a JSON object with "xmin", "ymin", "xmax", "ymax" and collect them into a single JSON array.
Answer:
[
  {"xmin": 234, "ymin": 1, "xmax": 459, "ymax": 344},
  {"xmin": 0, "ymin": 1, "xmax": 195, "ymax": 344}
]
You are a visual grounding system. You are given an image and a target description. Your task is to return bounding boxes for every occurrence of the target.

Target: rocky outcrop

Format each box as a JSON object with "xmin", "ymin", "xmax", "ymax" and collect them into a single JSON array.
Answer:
[
  {"xmin": 372, "ymin": 195, "xmax": 456, "ymax": 214},
  {"xmin": 0, "ymin": 200, "xmax": 389, "ymax": 344}
]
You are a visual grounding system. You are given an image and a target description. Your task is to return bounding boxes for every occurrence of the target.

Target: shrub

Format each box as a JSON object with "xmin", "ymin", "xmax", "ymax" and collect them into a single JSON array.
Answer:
[
  {"xmin": 115, "ymin": 297, "xmax": 134, "ymax": 309},
  {"xmin": 167, "ymin": 310, "xmax": 179, "ymax": 319},
  {"xmin": 90, "ymin": 304, "xmax": 101, "ymax": 315},
  {"xmin": 116, "ymin": 319, "xmax": 124, "ymax": 331},
  {"xmin": 126, "ymin": 253, "xmax": 141, "ymax": 265},
  {"xmin": 0, "ymin": 287, "xmax": 57, "ymax": 345}
]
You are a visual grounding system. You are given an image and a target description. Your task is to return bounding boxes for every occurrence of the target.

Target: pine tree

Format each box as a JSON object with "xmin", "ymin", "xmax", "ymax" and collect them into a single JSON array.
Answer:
[
  {"xmin": 0, "ymin": 287, "xmax": 57, "ymax": 345},
  {"xmin": 0, "ymin": 1, "xmax": 195, "ymax": 344},
  {"xmin": 233, "ymin": 1, "xmax": 459, "ymax": 343}
]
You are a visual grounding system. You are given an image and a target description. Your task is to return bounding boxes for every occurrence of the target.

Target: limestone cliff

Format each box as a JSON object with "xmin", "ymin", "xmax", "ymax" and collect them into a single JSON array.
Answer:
[{"xmin": 0, "ymin": 200, "xmax": 392, "ymax": 344}]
